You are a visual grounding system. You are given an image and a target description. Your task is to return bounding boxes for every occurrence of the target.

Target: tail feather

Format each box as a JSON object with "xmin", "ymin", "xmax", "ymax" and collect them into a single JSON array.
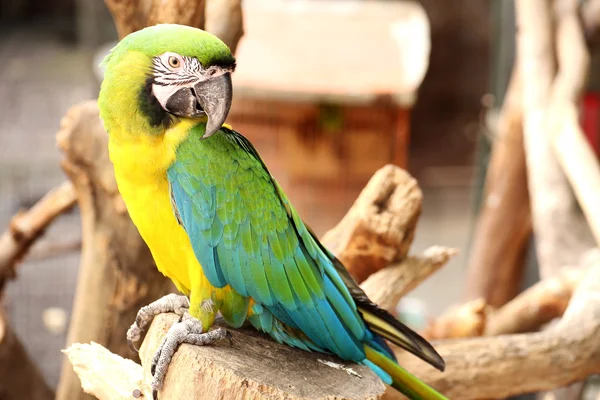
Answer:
[{"xmin": 365, "ymin": 345, "xmax": 447, "ymax": 400}]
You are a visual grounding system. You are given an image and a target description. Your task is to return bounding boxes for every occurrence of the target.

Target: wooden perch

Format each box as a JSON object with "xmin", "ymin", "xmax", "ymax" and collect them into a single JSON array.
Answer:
[
  {"xmin": 322, "ymin": 165, "xmax": 422, "ymax": 283},
  {"xmin": 393, "ymin": 261, "xmax": 600, "ymax": 399},
  {"xmin": 464, "ymin": 69, "xmax": 531, "ymax": 307},
  {"xmin": 0, "ymin": 181, "xmax": 76, "ymax": 292},
  {"xmin": 0, "ymin": 310, "xmax": 54, "ymax": 400},
  {"xmin": 360, "ymin": 246, "xmax": 457, "ymax": 312},
  {"xmin": 65, "ymin": 313, "xmax": 385, "ymax": 400}
]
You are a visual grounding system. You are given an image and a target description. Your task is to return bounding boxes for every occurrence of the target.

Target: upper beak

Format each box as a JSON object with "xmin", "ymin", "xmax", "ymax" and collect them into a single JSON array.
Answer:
[{"xmin": 193, "ymin": 73, "xmax": 233, "ymax": 138}]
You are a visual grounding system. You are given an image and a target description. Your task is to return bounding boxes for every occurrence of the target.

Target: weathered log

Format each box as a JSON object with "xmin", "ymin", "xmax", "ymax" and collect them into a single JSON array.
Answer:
[
  {"xmin": 360, "ymin": 246, "xmax": 457, "ymax": 313},
  {"xmin": 55, "ymin": 102, "xmax": 176, "ymax": 400},
  {"xmin": 0, "ymin": 310, "xmax": 54, "ymax": 400},
  {"xmin": 390, "ymin": 261, "xmax": 600, "ymax": 399},
  {"xmin": 322, "ymin": 165, "xmax": 422, "ymax": 283},
  {"xmin": 0, "ymin": 181, "xmax": 76, "ymax": 292},
  {"xmin": 64, "ymin": 314, "xmax": 386, "ymax": 400},
  {"xmin": 463, "ymin": 69, "xmax": 531, "ymax": 307}
]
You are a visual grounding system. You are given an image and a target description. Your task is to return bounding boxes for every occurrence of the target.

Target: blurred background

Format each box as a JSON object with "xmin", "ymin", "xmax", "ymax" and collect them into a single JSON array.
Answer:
[{"xmin": 0, "ymin": 0, "xmax": 598, "ymax": 399}]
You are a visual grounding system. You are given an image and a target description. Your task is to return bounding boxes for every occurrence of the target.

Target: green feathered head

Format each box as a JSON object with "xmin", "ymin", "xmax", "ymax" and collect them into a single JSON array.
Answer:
[{"xmin": 99, "ymin": 24, "xmax": 236, "ymax": 137}]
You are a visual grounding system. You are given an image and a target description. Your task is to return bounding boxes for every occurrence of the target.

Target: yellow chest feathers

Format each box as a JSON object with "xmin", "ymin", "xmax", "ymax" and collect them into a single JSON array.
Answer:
[{"xmin": 107, "ymin": 121, "xmax": 196, "ymax": 292}]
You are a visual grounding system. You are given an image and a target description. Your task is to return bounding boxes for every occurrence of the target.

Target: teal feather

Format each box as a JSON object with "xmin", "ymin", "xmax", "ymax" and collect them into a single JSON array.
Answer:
[
  {"xmin": 323, "ymin": 274, "xmax": 365, "ymax": 339},
  {"xmin": 363, "ymin": 359, "xmax": 393, "ymax": 385}
]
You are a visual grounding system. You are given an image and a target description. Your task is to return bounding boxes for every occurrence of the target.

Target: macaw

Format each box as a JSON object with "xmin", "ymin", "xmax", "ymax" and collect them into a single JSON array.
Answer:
[{"xmin": 98, "ymin": 24, "xmax": 447, "ymax": 400}]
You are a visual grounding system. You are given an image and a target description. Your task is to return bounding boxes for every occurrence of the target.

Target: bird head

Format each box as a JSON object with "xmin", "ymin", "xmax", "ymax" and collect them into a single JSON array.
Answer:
[{"xmin": 99, "ymin": 24, "xmax": 236, "ymax": 138}]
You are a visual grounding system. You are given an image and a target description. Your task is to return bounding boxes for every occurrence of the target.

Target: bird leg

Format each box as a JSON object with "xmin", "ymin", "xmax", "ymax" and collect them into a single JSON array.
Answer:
[
  {"xmin": 127, "ymin": 294, "xmax": 190, "ymax": 351},
  {"xmin": 150, "ymin": 312, "xmax": 231, "ymax": 399}
]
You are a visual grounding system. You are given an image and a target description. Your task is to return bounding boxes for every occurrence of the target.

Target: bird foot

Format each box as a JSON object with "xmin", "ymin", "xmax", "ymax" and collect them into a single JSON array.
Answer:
[
  {"xmin": 127, "ymin": 294, "xmax": 190, "ymax": 352},
  {"xmin": 150, "ymin": 313, "xmax": 231, "ymax": 400}
]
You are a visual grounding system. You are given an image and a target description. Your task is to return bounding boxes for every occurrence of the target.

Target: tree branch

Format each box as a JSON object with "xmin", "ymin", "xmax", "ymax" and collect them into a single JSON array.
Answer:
[
  {"xmin": 392, "ymin": 262, "xmax": 600, "ymax": 399},
  {"xmin": 517, "ymin": 0, "xmax": 594, "ymax": 278},
  {"xmin": 463, "ymin": 68, "xmax": 531, "ymax": 307},
  {"xmin": 0, "ymin": 181, "xmax": 76, "ymax": 292},
  {"xmin": 549, "ymin": 0, "xmax": 600, "ymax": 246},
  {"xmin": 360, "ymin": 246, "xmax": 457, "ymax": 313},
  {"xmin": 322, "ymin": 165, "xmax": 422, "ymax": 283},
  {"xmin": 485, "ymin": 268, "xmax": 584, "ymax": 336}
]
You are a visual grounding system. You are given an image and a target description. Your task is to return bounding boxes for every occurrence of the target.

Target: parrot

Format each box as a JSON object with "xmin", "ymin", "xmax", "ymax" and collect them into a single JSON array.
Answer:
[{"xmin": 98, "ymin": 24, "xmax": 447, "ymax": 400}]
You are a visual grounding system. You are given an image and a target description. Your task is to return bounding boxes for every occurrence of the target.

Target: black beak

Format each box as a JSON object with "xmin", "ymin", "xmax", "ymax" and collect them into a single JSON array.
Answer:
[
  {"xmin": 163, "ymin": 73, "xmax": 233, "ymax": 138},
  {"xmin": 193, "ymin": 73, "xmax": 233, "ymax": 138}
]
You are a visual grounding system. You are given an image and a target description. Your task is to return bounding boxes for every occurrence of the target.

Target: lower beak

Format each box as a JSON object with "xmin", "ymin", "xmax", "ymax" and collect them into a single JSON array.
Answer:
[{"xmin": 194, "ymin": 73, "xmax": 233, "ymax": 138}]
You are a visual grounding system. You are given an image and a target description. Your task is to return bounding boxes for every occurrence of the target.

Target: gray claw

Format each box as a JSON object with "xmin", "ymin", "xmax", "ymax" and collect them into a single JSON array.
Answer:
[
  {"xmin": 126, "ymin": 294, "xmax": 190, "ymax": 352},
  {"xmin": 149, "ymin": 315, "xmax": 230, "ymax": 396}
]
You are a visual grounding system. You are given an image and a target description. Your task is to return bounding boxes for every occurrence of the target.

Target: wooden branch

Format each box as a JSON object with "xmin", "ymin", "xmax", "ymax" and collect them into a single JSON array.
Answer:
[
  {"xmin": 464, "ymin": 69, "xmax": 531, "ymax": 307},
  {"xmin": 65, "ymin": 314, "xmax": 385, "ymax": 400},
  {"xmin": 63, "ymin": 342, "xmax": 151, "ymax": 400},
  {"xmin": 205, "ymin": 0, "xmax": 244, "ymax": 53},
  {"xmin": 427, "ymin": 263, "xmax": 589, "ymax": 340},
  {"xmin": 0, "ymin": 310, "xmax": 54, "ymax": 400},
  {"xmin": 583, "ymin": 0, "xmax": 600, "ymax": 40},
  {"xmin": 103, "ymin": 0, "xmax": 206, "ymax": 39},
  {"xmin": 103, "ymin": 0, "xmax": 243, "ymax": 53},
  {"xmin": 359, "ymin": 246, "xmax": 457, "ymax": 312},
  {"xmin": 391, "ymin": 262, "xmax": 600, "ymax": 399},
  {"xmin": 519, "ymin": 3, "xmax": 595, "ymax": 397},
  {"xmin": 322, "ymin": 165, "xmax": 422, "ymax": 283},
  {"xmin": 548, "ymin": 0, "xmax": 600, "ymax": 246},
  {"xmin": 26, "ymin": 239, "xmax": 82, "ymax": 262},
  {"xmin": 517, "ymin": 0, "xmax": 594, "ymax": 278},
  {"xmin": 485, "ymin": 268, "xmax": 584, "ymax": 336},
  {"xmin": 421, "ymin": 299, "xmax": 489, "ymax": 340},
  {"xmin": 0, "ymin": 181, "xmax": 76, "ymax": 292},
  {"xmin": 55, "ymin": 102, "xmax": 176, "ymax": 400}
]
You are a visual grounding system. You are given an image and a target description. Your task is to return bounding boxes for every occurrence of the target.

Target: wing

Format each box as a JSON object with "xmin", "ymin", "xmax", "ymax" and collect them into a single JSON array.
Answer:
[{"xmin": 167, "ymin": 127, "xmax": 367, "ymax": 361}]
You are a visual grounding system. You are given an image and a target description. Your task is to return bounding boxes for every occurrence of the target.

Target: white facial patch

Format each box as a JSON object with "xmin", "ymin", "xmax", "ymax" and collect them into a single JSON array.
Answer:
[{"xmin": 150, "ymin": 52, "xmax": 231, "ymax": 111}]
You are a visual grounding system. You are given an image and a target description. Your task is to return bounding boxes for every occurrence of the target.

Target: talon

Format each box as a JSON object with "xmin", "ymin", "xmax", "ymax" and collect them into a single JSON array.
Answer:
[
  {"xmin": 152, "ymin": 389, "xmax": 158, "ymax": 400},
  {"xmin": 126, "ymin": 294, "xmax": 190, "ymax": 354},
  {"xmin": 225, "ymin": 330, "xmax": 233, "ymax": 346},
  {"xmin": 149, "ymin": 316, "xmax": 227, "ymax": 393}
]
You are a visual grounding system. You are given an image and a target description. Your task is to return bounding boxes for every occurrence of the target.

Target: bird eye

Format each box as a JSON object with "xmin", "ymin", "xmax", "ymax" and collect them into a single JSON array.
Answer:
[{"xmin": 168, "ymin": 56, "xmax": 180, "ymax": 68}]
